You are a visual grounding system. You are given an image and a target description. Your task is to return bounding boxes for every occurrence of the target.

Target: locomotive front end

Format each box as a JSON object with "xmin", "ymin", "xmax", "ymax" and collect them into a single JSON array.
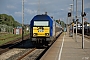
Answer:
[
  {"xmin": 33, "ymin": 26, "xmax": 50, "ymax": 37},
  {"xmin": 31, "ymin": 20, "xmax": 51, "ymax": 46}
]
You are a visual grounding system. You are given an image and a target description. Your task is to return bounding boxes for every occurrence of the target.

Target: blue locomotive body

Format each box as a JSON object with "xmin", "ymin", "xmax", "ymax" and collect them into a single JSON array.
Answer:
[{"xmin": 30, "ymin": 14, "xmax": 62, "ymax": 46}]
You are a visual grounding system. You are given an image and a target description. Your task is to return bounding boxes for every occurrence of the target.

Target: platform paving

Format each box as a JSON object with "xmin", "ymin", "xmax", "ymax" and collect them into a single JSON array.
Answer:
[{"xmin": 40, "ymin": 32, "xmax": 90, "ymax": 60}]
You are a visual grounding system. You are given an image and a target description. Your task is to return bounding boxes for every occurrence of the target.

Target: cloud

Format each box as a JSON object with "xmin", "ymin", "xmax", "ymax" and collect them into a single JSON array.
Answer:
[
  {"xmin": 25, "ymin": 8, "xmax": 37, "ymax": 15},
  {"xmin": 0, "ymin": 0, "xmax": 90, "ymax": 24},
  {"xmin": 24, "ymin": 0, "xmax": 38, "ymax": 5},
  {"xmin": 14, "ymin": 12, "xmax": 22, "ymax": 17},
  {"xmin": 60, "ymin": 9, "xmax": 64, "ymax": 11},
  {"xmin": 28, "ymin": 2, "xmax": 38, "ymax": 5},
  {"xmin": 7, "ymin": 5, "xmax": 16, "ymax": 9}
]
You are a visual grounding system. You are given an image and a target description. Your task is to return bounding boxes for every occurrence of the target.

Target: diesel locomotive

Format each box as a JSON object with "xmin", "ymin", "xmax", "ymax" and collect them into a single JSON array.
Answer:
[{"xmin": 30, "ymin": 14, "xmax": 62, "ymax": 46}]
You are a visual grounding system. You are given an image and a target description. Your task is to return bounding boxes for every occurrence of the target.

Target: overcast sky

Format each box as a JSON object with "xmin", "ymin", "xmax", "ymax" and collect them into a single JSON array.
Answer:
[{"xmin": 0, "ymin": 0, "xmax": 90, "ymax": 24}]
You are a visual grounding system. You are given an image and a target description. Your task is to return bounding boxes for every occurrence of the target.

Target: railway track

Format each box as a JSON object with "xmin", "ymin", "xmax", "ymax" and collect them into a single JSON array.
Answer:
[
  {"xmin": 0, "ymin": 36, "xmax": 47, "ymax": 60},
  {"xmin": 17, "ymin": 48, "xmax": 36, "ymax": 60},
  {"xmin": 16, "ymin": 35, "xmax": 61, "ymax": 60},
  {"xmin": 0, "ymin": 48, "xmax": 33, "ymax": 60},
  {"xmin": 0, "ymin": 47, "xmax": 45, "ymax": 60},
  {"xmin": 0, "ymin": 34, "xmax": 30, "ymax": 55},
  {"xmin": 0, "ymin": 37, "xmax": 35, "ymax": 60},
  {"xmin": 17, "ymin": 48, "xmax": 45, "ymax": 60},
  {"xmin": 0, "ymin": 32, "xmax": 62, "ymax": 60}
]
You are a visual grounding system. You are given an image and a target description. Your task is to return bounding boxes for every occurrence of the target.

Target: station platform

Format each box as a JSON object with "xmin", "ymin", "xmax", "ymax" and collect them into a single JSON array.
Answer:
[{"xmin": 40, "ymin": 32, "xmax": 90, "ymax": 60}]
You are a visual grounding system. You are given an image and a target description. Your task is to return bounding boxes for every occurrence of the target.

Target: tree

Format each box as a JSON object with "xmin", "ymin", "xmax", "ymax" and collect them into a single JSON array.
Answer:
[{"xmin": 0, "ymin": 14, "xmax": 21, "ymax": 27}]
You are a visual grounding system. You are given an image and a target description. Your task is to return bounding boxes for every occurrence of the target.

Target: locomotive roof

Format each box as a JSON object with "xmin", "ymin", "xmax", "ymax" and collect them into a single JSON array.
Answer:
[{"xmin": 31, "ymin": 14, "xmax": 53, "ymax": 21}]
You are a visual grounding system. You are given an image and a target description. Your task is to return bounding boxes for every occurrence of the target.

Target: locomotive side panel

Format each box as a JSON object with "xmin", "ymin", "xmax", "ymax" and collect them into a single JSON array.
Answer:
[{"xmin": 55, "ymin": 23, "xmax": 62, "ymax": 37}]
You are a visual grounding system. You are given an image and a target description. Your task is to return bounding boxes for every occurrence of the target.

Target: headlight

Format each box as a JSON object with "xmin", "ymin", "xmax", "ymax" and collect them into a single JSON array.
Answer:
[
  {"xmin": 33, "ymin": 33, "xmax": 37, "ymax": 36},
  {"xmin": 47, "ymin": 34, "xmax": 49, "ymax": 35},
  {"xmin": 33, "ymin": 34, "xmax": 36, "ymax": 35},
  {"xmin": 45, "ymin": 33, "xmax": 49, "ymax": 37}
]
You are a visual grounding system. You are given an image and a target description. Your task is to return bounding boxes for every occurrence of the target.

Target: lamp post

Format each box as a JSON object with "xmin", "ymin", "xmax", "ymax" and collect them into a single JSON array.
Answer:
[
  {"xmin": 82, "ymin": 0, "xmax": 84, "ymax": 49},
  {"xmin": 22, "ymin": 0, "xmax": 24, "ymax": 41},
  {"xmin": 76, "ymin": 0, "xmax": 78, "ymax": 42},
  {"xmin": 67, "ymin": 8, "xmax": 71, "ymax": 36},
  {"xmin": 70, "ymin": 4, "xmax": 73, "ymax": 37},
  {"xmin": 73, "ymin": 0, "xmax": 74, "ymax": 38}
]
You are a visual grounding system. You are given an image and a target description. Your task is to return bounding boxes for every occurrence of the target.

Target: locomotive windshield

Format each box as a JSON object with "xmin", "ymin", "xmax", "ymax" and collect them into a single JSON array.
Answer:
[{"xmin": 34, "ymin": 21, "xmax": 49, "ymax": 26}]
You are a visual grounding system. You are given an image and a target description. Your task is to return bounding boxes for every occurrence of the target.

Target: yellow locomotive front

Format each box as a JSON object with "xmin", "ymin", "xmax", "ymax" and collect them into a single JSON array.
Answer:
[
  {"xmin": 31, "ymin": 21, "xmax": 51, "ymax": 46},
  {"xmin": 33, "ymin": 27, "xmax": 50, "ymax": 37},
  {"xmin": 33, "ymin": 21, "xmax": 50, "ymax": 37}
]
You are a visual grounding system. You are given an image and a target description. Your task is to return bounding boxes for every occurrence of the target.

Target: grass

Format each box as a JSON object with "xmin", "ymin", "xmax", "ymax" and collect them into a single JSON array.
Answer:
[{"xmin": 0, "ymin": 32, "xmax": 30, "ymax": 46}]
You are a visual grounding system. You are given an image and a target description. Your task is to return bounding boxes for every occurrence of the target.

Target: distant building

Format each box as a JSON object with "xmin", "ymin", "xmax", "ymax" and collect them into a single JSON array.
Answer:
[{"xmin": 14, "ymin": 28, "xmax": 22, "ymax": 35}]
